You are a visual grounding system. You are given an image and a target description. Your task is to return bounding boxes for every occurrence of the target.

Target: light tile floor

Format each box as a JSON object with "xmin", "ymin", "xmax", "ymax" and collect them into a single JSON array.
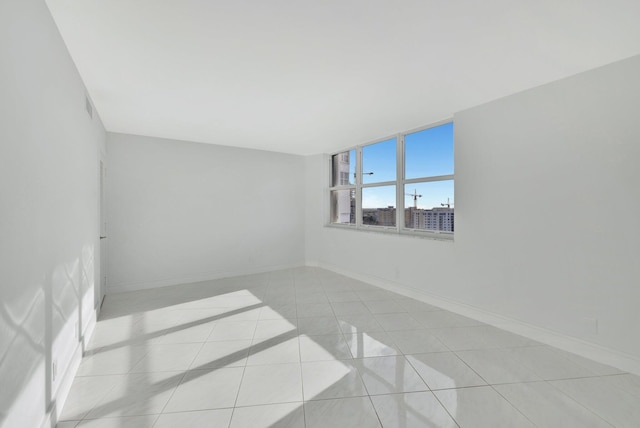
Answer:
[{"xmin": 58, "ymin": 268, "xmax": 640, "ymax": 428}]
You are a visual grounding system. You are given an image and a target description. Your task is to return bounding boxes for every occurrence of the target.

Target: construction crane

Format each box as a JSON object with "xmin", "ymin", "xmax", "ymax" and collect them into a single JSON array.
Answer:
[
  {"xmin": 405, "ymin": 189, "xmax": 422, "ymax": 209},
  {"xmin": 441, "ymin": 198, "xmax": 452, "ymax": 208}
]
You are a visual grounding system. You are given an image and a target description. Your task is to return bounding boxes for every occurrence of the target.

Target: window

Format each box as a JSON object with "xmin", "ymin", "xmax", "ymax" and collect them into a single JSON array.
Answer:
[
  {"xmin": 328, "ymin": 121, "xmax": 454, "ymax": 238},
  {"xmin": 330, "ymin": 189, "xmax": 355, "ymax": 224},
  {"xmin": 361, "ymin": 138, "xmax": 396, "ymax": 227},
  {"xmin": 330, "ymin": 149, "xmax": 356, "ymax": 224},
  {"xmin": 331, "ymin": 149, "xmax": 355, "ymax": 187},
  {"xmin": 403, "ymin": 123, "xmax": 454, "ymax": 233}
]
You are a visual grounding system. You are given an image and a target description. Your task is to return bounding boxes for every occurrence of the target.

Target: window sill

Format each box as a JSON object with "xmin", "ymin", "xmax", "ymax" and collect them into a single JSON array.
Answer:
[{"xmin": 325, "ymin": 223, "xmax": 454, "ymax": 242}]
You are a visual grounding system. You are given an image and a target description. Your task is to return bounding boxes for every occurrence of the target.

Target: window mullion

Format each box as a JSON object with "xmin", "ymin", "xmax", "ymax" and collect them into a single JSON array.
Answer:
[
  {"xmin": 356, "ymin": 146, "xmax": 363, "ymax": 229},
  {"xmin": 396, "ymin": 133, "xmax": 404, "ymax": 231},
  {"xmin": 405, "ymin": 174, "xmax": 454, "ymax": 185},
  {"xmin": 361, "ymin": 180, "xmax": 397, "ymax": 188}
]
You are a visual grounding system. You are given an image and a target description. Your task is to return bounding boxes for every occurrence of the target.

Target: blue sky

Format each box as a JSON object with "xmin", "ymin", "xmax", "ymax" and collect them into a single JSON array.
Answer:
[{"xmin": 361, "ymin": 122, "xmax": 454, "ymax": 209}]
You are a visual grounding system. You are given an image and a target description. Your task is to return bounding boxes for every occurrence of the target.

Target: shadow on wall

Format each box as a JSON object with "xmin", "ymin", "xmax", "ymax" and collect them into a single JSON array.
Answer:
[{"xmin": 0, "ymin": 244, "xmax": 96, "ymax": 428}]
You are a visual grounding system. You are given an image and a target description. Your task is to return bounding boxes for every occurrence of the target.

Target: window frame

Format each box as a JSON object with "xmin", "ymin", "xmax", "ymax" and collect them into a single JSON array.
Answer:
[{"xmin": 327, "ymin": 118, "xmax": 454, "ymax": 240}]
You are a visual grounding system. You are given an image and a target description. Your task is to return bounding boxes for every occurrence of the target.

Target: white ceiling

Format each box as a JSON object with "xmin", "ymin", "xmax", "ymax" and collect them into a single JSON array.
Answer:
[{"xmin": 46, "ymin": 0, "xmax": 640, "ymax": 155}]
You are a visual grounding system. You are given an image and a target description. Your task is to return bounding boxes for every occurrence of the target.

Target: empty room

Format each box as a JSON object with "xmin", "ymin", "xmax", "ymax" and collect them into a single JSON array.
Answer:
[{"xmin": 2, "ymin": 0, "xmax": 640, "ymax": 427}]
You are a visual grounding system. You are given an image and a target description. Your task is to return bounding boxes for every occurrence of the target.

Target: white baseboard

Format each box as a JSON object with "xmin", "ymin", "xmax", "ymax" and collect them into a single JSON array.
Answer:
[
  {"xmin": 107, "ymin": 262, "xmax": 306, "ymax": 294},
  {"xmin": 81, "ymin": 311, "xmax": 97, "ymax": 354},
  {"xmin": 318, "ymin": 261, "xmax": 640, "ymax": 376}
]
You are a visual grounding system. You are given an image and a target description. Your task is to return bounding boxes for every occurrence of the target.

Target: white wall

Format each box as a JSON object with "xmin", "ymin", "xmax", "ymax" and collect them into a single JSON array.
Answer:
[
  {"xmin": 306, "ymin": 55, "xmax": 640, "ymax": 369},
  {"xmin": 0, "ymin": 1, "xmax": 107, "ymax": 427},
  {"xmin": 106, "ymin": 133, "xmax": 306, "ymax": 292}
]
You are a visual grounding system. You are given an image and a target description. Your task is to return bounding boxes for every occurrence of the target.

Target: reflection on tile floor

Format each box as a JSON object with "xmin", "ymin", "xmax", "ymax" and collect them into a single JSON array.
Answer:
[{"xmin": 58, "ymin": 268, "xmax": 639, "ymax": 427}]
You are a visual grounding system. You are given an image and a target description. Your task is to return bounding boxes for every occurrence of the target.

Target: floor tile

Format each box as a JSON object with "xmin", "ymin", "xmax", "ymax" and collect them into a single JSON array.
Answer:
[
  {"xmin": 343, "ymin": 331, "xmax": 402, "ymax": 358},
  {"xmin": 207, "ymin": 320, "xmax": 257, "ymax": 341},
  {"xmin": 387, "ymin": 329, "xmax": 449, "ymax": 354},
  {"xmin": 59, "ymin": 375, "xmax": 125, "ymax": 421},
  {"xmin": 550, "ymin": 376, "xmax": 640, "ymax": 427},
  {"xmin": 246, "ymin": 336, "xmax": 300, "ymax": 365},
  {"xmin": 76, "ymin": 345, "xmax": 148, "ymax": 376},
  {"xmin": 170, "ymin": 308, "xmax": 229, "ymax": 324},
  {"xmin": 74, "ymin": 415, "xmax": 158, "ymax": 427},
  {"xmin": 362, "ymin": 300, "xmax": 406, "ymax": 314},
  {"xmin": 325, "ymin": 291, "xmax": 360, "ymax": 302},
  {"xmin": 295, "ymin": 291, "xmax": 328, "ymax": 304},
  {"xmin": 297, "ymin": 316, "xmax": 342, "ymax": 336},
  {"xmin": 435, "ymin": 386, "xmax": 535, "ymax": 428},
  {"xmin": 374, "ymin": 313, "xmax": 423, "ymax": 331},
  {"xmin": 154, "ymin": 409, "xmax": 233, "ymax": 428},
  {"xmin": 56, "ymin": 422, "xmax": 78, "ymax": 428},
  {"xmin": 494, "ymin": 381, "xmax": 613, "ymax": 428},
  {"xmin": 550, "ymin": 348, "xmax": 624, "ymax": 376},
  {"xmin": 129, "ymin": 343, "xmax": 202, "ymax": 372},
  {"xmin": 299, "ymin": 334, "xmax": 352, "ymax": 362},
  {"xmin": 456, "ymin": 348, "xmax": 542, "ymax": 384},
  {"xmin": 258, "ymin": 305, "xmax": 297, "ymax": 320},
  {"xmin": 432, "ymin": 326, "xmax": 534, "ymax": 350},
  {"xmin": 214, "ymin": 307, "xmax": 262, "ymax": 323},
  {"xmin": 599, "ymin": 373, "xmax": 640, "ymax": 398},
  {"xmin": 253, "ymin": 319, "xmax": 298, "ymax": 340},
  {"xmin": 338, "ymin": 314, "xmax": 384, "ymax": 334},
  {"xmin": 505, "ymin": 345, "xmax": 601, "ymax": 380},
  {"xmin": 356, "ymin": 290, "xmax": 396, "ymax": 301},
  {"xmin": 323, "ymin": 282, "xmax": 367, "ymax": 293},
  {"xmin": 236, "ymin": 363, "xmax": 303, "ymax": 406},
  {"xmin": 262, "ymin": 294, "xmax": 297, "ymax": 305},
  {"xmin": 190, "ymin": 340, "xmax": 251, "ymax": 369},
  {"xmin": 151, "ymin": 320, "xmax": 217, "ymax": 344},
  {"xmin": 85, "ymin": 371, "xmax": 184, "ymax": 418},
  {"xmin": 296, "ymin": 303, "xmax": 335, "ymax": 318},
  {"xmin": 371, "ymin": 391, "xmax": 458, "ymax": 428},
  {"xmin": 406, "ymin": 352, "xmax": 487, "ymax": 390},
  {"xmin": 411, "ymin": 310, "xmax": 484, "ymax": 328},
  {"xmin": 163, "ymin": 367, "xmax": 244, "ymax": 412},
  {"xmin": 85, "ymin": 316, "xmax": 145, "ymax": 350},
  {"xmin": 230, "ymin": 403, "xmax": 304, "ymax": 428},
  {"xmin": 353, "ymin": 356, "xmax": 428, "ymax": 395},
  {"xmin": 302, "ymin": 360, "xmax": 368, "ymax": 400},
  {"xmin": 213, "ymin": 297, "xmax": 263, "ymax": 313},
  {"xmin": 304, "ymin": 397, "xmax": 382, "ymax": 428},
  {"xmin": 395, "ymin": 298, "xmax": 443, "ymax": 312},
  {"xmin": 331, "ymin": 301, "xmax": 371, "ymax": 315}
]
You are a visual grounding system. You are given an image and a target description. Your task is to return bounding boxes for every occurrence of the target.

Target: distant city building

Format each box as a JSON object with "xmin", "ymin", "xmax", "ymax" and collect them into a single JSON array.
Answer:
[
  {"xmin": 362, "ymin": 205, "xmax": 453, "ymax": 231},
  {"xmin": 376, "ymin": 206, "xmax": 396, "ymax": 226},
  {"xmin": 409, "ymin": 207, "xmax": 454, "ymax": 232},
  {"xmin": 404, "ymin": 207, "xmax": 418, "ymax": 228},
  {"xmin": 362, "ymin": 208, "xmax": 378, "ymax": 225}
]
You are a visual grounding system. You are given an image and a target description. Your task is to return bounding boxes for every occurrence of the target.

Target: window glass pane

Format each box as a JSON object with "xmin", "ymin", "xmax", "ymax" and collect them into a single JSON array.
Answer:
[
  {"xmin": 362, "ymin": 185, "xmax": 396, "ymax": 226},
  {"xmin": 404, "ymin": 181, "xmax": 454, "ymax": 232},
  {"xmin": 330, "ymin": 189, "xmax": 355, "ymax": 224},
  {"xmin": 405, "ymin": 122, "xmax": 453, "ymax": 179},
  {"xmin": 362, "ymin": 138, "xmax": 396, "ymax": 184},
  {"xmin": 331, "ymin": 149, "xmax": 356, "ymax": 186}
]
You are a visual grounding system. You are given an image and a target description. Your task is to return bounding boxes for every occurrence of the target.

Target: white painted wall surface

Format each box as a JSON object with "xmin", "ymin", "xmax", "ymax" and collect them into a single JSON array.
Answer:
[
  {"xmin": 307, "ymin": 56, "xmax": 640, "ymax": 366},
  {"xmin": 106, "ymin": 133, "xmax": 306, "ymax": 292},
  {"xmin": 0, "ymin": 1, "xmax": 107, "ymax": 427}
]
